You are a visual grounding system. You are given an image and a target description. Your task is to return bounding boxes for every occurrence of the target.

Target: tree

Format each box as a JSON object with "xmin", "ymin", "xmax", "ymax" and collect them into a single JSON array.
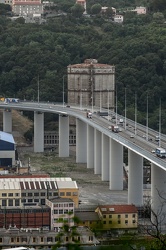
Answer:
[
  {"xmin": 71, "ymin": 4, "xmax": 84, "ymax": 18},
  {"xmin": 91, "ymin": 4, "xmax": 102, "ymax": 15}
]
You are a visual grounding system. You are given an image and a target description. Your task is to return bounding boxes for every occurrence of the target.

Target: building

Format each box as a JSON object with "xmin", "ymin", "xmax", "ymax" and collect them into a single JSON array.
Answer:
[
  {"xmin": 76, "ymin": 0, "xmax": 86, "ymax": 14},
  {"xmin": 0, "ymin": 177, "xmax": 79, "ymax": 208},
  {"xmin": 95, "ymin": 205, "xmax": 138, "ymax": 233},
  {"xmin": 133, "ymin": 6, "xmax": 146, "ymax": 15},
  {"xmin": 46, "ymin": 197, "xmax": 75, "ymax": 231},
  {"xmin": 113, "ymin": 14, "xmax": 124, "ymax": 23},
  {"xmin": 0, "ymin": 205, "xmax": 50, "ymax": 229},
  {"xmin": 0, "ymin": 131, "xmax": 15, "ymax": 167},
  {"xmin": 67, "ymin": 59, "xmax": 115, "ymax": 111},
  {"xmin": 12, "ymin": 0, "xmax": 43, "ymax": 16},
  {"xmin": 75, "ymin": 209, "xmax": 101, "ymax": 230}
]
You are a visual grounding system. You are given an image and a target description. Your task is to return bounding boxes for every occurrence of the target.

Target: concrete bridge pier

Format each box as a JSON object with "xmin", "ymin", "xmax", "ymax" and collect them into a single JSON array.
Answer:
[
  {"xmin": 128, "ymin": 149, "xmax": 143, "ymax": 206},
  {"xmin": 94, "ymin": 129, "xmax": 101, "ymax": 175},
  {"xmin": 101, "ymin": 133, "xmax": 109, "ymax": 181},
  {"xmin": 59, "ymin": 115, "xmax": 69, "ymax": 157},
  {"xmin": 87, "ymin": 125, "xmax": 94, "ymax": 169},
  {"xmin": 109, "ymin": 139, "xmax": 123, "ymax": 190},
  {"xmin": 151, "ymin": 163, "xmax": 166, "ymax": 226},
  {"xmin": 3, "ymin": 110, "xmax": 12, "ymax": 133},
  {"xmin": 76, "ymin": 119, "xmax": 87, "ymax": 163},
  {"xmin": 34, "ymin": 111, "xmax": 44, "ymax": 153}
]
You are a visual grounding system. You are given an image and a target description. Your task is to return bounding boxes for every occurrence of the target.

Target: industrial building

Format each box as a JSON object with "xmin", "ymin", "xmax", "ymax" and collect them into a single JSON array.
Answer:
[
  {"xmin": 0, "ymin": 131, "xmax": 15, "ymax": 167},
  {"xmin": 67, "ymin": 59, "xmax": 115, "ymax": 110},
  {"xmin": 0, "ymin": 177, "xmax": 79, "ymax": 208}
]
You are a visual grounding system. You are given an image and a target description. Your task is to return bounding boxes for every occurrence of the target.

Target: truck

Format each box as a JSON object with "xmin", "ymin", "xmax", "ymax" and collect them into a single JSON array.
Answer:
[
  {"xmin": 110, "ymin": 125, "xmax": 119, "ymax": 133},
  {"xmin": 155, "ymin": 147, "xmax": 166, "ymax": 158},
  {"xmin": 86, "ymin": 112, "xmax": 92, "ymax": 119}
]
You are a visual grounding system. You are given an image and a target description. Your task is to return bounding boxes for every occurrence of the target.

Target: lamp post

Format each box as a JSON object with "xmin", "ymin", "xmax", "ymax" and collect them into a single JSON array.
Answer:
[
  {"xmin": 159, "ymin": 99, "xmax": 161, "ymax": 147},
  {"xmin": 80, "ymin": 78, "xmax": 82, "ymax": 110},
  {"xmin": 116, "ymin": 86, "xmax": 118, "ymax": 125},
  {"xmin": 37, "ymin": 75, "xmax": 40, "ymax": 103},
  {"xmin": 63, "ymin": 75, "xmax": 66, "ymax": 108},
  {"xmin": 135, "ymin": 92, "xmax": 137, "ymax": 135},
  {"xmin": 146, "ymin": 93, "xmax": 148, "ymax": 141},
  {"xmin": 108, "ymin": 90, "xmax": 109, "ymax": 121},
  {"xmin": 125, "ymin": 88, "xmax": 127, "ymax": 130}
]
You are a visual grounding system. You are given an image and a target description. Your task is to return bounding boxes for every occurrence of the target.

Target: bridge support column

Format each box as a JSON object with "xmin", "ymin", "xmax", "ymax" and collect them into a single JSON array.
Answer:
[
  {"xmin": 101, "ymin": 133, "xmax": 109, "ymax": 181},
  {"xmin": 151, "ymin": 163, "xmax": 166, "ymax": 225},
  {"xmin": 3, "ymin": 110, "xmax": 12, "ymax": 133},
  {"xmin": 76, "ymin": 119, "xmax": 87, "ymax": 163},
  {"xmin": 128, "ymin": 150, "xmax": 143, "ymax": 206},
  {"xmin": 94, "ymin": 129, "xmax": 101, "ymax": 174},
  {"xmin": 34, "ymin": 112, "xmax": 44, "ymax": 153},
  {"xmin": 87, "ymin": 125, "xmax": 94, "ymax": 169},
  {"xmin": 59, "ymin": 115, "xmax": 69, "ymax": 157},
  {"xmin": 109, "ymin": 139, "xmax": 123, "ymax": 190}
]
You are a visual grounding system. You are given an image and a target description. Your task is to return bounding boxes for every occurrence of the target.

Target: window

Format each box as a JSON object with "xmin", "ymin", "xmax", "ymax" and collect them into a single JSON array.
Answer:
[
  {"xmin": 11, "ymin": 237, "xmax": 14, "ymax": 243},
  {"xmin": 53, "ymin": 192, "xmax": 58, "ymax": 196},
  {"xmin": 54, "ymin": 210, "xmax": 58, "ymax": 214},
  {"xmin": 33, "ymin": 237, "xmax": 36, "ymax": 243},
  {"xmin": 69, "ymin": 203, "xmax": 73, "ymax": 207},
  {"xmin": 34, "ymin": 199, "xmax": 39, "ymax": 202},
  {"xmin": 103, "ymin": 221, "xmax": 106, "ymax": 224},
  {"xmin": 103, "ymin": 215, "xmax": 106, "ymax": 218},
  {"xmin": 28, "ymin": 199, "xmax": 33, "ymax": 202},
  {"xmin": 66, "ymin": 236, "xmax": 68, "ymax": 242},
  {"xmin": 59, "ymin": 209, "xmax": 63, "ymax": 214},
  {"xmin": 64, "ymin": 209, "xmax": 68, "ymax": 214},
  {"xmin": 66, "ymin": 192, "xmax": 71, "ymax": 196},
  {"xmin": 73, "ymin": 192, "xmax": 78, "ymax": 196},
  {"xmin": 22, "ymin": 237, "xmax": 27, "ymax": 242},
  {"xmin": 34, "ymin": 193, "xmax": 39, "ymax": 196},
  {"xmin": 64, "ymin": 204, "xmax": 68, "ymax": 207},
  {"xmin": 15, "ymin": 199, "xmax": 20, "ymax": 206},
  {"xmin": 118, "ymin": 220, "xmax": 121, "ymax": 224},
  {"xmin": 118, "ymin": 215, "xmax": 121, "ymax": 219},
  {"xmin": 16, "ymin": 237, "xmax": 19, "ymax": 242},
  {"xmin": 55, "ymin": 237, "xmax": 60, "ymax": 242},
  {"xmin": 15, "ymin": 193, "xmax": 19, "ymax": 197},
  {"xmin": 2, "ymin": 193, "xmax": 7, "ymax": 197},
  {"xmin": 109, "ymin": 215, "xmax": 112, "ymax": 218},
  {"xmin": 54, "ymin": 204, "xmax": 58, "ymax": 207},
  {"xmin": 0, "ymin": 238, "xmax": 2, "ymax": 243},
  {"xmin": 2, "ymin": 200, "xmax": 6, "ymax": 206},
  {"xmin": 59, "ymin": 204, "xmax": 63, "ymax": 207},
  {"xmin": 47, "ymin": 237, "xmax": 53, "ymax": 242},
  {"xmin": 132, "ymin": 214, "xmax": 136, "ymax": 218},
  {"xmin": 41, "ymin": 192, "xmax": 46, "ymax": 196},
  {"xmin": 89, "ymin": 236, "xmax": 93, "ymax": 241},
  {"xmin": 28, "ymin": 193, "xmax": 32, "ymax": 197},
  {"xmin": 41, "ymin": 237, "xmax": 44, "ymax": 242},
  {"xmin": 125, "ymin": 214, "xmax": 128, "ymax": 218},
  {"xmin": 109, "ymin": 221, "xmax": 112, "ymax": 224},
  {"xmin": 125, "ymin": 220, "xmax": 128, "ymax": 224},
  {"xmin": 133, "ymin": 220, "xmax": 136, "ymax": 223},
  {"xmin": 8, "ymin": 199, "xmax": 13, "ymax": 206},
  {"xmin": 8, "ymin": 193, "xmax": 13, "ymax": 197},
  {"xmin": 60, "ymin": 192, "xmax": 65, "ymax": 196},
  {"xmin": 22, "ymin": 193, "xmax": 26, "ymax": 197}
]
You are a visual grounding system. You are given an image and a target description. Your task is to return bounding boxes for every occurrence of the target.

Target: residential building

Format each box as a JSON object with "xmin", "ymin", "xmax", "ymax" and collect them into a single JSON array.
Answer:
[
  {"xmin": 46, "ymin": 197, "xmax": 74, "ymax": 231},
  {"xmin": 0, "ymin": 177, "xmax": 79, "ymax": 208},
  {"xmin": 95, "ymin": 204, "xmax": 138, "ymax": 233},
  {"xmin": 134, "ymin": 6, "xmax": 146, "ymax": 15},
  {"xmin": 67, "ymin": 59, "xmax": 115, "ymax": 110},
  {"xmin": 12, "ymin": 0, "xmax": 43, "ymax": 16},
  {"xmin": 76, "ymin": 0, "xmax": 86, "ymax": 14},
  {"xmin": 113, "ymin": 14, "xmax": 124, "ymax": 23},
  {"xmin": 75, "ymin": 209, "xmax": 100, "ymax": 229}
]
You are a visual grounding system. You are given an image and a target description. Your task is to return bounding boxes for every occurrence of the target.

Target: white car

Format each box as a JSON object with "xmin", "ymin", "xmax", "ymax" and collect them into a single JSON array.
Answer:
[
  {"xmin": 130, "ymin": 134, "xmax": 134, "ymax": 138},
  {"xmin": 151, "ymin": 150, "xmax": 155, "ymax": 153}
]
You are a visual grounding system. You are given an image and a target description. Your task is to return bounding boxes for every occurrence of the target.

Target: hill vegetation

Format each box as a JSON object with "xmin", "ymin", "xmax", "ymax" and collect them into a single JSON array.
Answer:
[{"xmin": 0, "ymin": 0, "xmax": 166, "ymax": 131}]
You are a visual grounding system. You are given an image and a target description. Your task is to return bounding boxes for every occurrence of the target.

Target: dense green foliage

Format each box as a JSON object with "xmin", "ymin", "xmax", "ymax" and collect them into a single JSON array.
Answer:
[{"xmin": 0, "ymin": 0, "xmax": 166, "ymax": 131}]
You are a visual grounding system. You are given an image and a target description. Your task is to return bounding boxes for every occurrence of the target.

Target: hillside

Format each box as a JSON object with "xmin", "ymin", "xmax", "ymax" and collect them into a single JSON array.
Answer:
[{"xmin": 0, "ymin": 110, "xmax": 33, "ymax": 145}]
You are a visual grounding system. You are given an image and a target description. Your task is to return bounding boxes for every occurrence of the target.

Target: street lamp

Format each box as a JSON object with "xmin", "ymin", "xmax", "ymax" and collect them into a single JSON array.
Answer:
[
  {"xmin": 108, "ymin": 90, "xmax": 109, "ymax": 121},
  {"xmin": 37, "ymin": 75, "xmax": 40, "ymax": 103},
  {"xmin": 135, "ymin": 92, "xmax": 137, "ymax": 135},
  {"xmin": 146, "ymin": 93, "xmax": 148, "ymax": 141},
  {"xmin": 125, "ymin": 88, "xmax": 127, "ymax": 130},
  {"xmin": 80, "ymin": 78, "xmax": 82, "ymax": 110},
  {"xmin": 116, "ymin": 86, "xmax": 118, "ymax": 125},
  {"xmin": 159, "ymin": 99, "xmax": 161, "ymax": 147},
  {"xmin": 63, "ymin": 75, "xmax": 66, "ymax": 108}
]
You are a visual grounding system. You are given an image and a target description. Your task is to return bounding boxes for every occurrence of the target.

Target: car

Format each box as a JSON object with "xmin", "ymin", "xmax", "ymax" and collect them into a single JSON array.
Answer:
[
  {"xmin": 66, "ymin": 105, "xmax": 70, "ymax": 108},
  {"xmin": 119, "ymin": 128, "xmax": 122, "ymax": 132},
  {"xmin": 130, "ymin": 134, "xmax": 134, "ymax": 138},
  {"xmin": 49, "ymin": 106, "xmax": 52, "ymax": 109},
  {"xmin": 143, "ymin": 135, "xmax": 146, "ymax": 138},
  {"xmin": 148, "ymin": 138, "xmax": 153, "ymax": 141},
  {"xmin": 151, "ymin": 150, "xmax": 155, "ymax": 153},
  {"xmin": 155, "ymin": 136, "xmax": 160, "ymax": 142}
]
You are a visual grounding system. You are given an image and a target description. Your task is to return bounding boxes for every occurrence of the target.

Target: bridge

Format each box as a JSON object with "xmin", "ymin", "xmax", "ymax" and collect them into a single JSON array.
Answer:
[{"xmin": 0, "ymin": 101, "xmax": 166, "ymax": 225}]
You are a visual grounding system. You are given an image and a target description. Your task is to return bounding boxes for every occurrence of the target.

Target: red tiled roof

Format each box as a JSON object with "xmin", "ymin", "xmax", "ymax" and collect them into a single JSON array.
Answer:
[{"xmin": 98, "ymin": 204, "xmax": 138, "ymax": 214}]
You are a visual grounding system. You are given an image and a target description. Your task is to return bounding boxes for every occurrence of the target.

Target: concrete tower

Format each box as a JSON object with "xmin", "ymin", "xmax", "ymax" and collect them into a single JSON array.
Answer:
[{"xmin": 67, "ymin": 59, "xmax": 115, "ymax": 111}]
